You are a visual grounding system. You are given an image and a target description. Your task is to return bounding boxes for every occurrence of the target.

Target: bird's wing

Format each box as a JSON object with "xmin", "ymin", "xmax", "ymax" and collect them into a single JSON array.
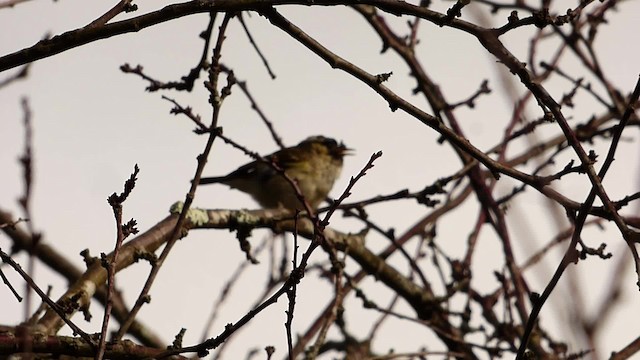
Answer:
[{"xmin": 269, "ymin": 147, "xmax": 311, "ymax": 173}]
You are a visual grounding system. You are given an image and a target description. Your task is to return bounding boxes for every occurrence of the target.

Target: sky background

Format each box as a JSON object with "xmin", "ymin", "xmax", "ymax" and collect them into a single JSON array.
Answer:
[{"xmin": 2, "ymin": 1, "xmax": 640, "ymax": 358}]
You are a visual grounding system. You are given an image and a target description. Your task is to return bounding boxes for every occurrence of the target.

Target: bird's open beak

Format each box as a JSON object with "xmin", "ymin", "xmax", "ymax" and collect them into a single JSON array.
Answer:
[{"xmin": 339, "ymin": 143, "xmax": 354, "ymax": 156}]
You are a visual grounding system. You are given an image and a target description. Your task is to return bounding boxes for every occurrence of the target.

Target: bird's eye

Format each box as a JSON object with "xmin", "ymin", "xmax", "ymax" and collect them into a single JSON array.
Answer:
[{"xmin": 323, "ymin": 138, "xmax": 337, "ymax": 148}]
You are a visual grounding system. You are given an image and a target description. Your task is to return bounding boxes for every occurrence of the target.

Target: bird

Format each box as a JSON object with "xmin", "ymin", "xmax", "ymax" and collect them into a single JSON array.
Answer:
[{"xmin": 199, "ymin": 136, "xmax": 351, "ymax": 211}]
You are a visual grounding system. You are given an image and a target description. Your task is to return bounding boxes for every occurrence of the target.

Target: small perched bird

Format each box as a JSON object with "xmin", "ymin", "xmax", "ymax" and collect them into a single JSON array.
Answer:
[{"xmin": 200, "ymin": 136, "xmax": 351, "ymax": 210}]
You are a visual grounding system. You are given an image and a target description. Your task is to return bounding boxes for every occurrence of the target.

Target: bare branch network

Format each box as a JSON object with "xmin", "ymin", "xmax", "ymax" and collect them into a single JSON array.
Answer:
[{"xmin": 1, "ymin": 0, "xmax": 640, "ymax": 359}]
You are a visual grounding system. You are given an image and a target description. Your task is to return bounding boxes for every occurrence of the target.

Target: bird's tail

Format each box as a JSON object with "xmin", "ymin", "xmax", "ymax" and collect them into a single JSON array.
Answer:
[{"xmin": 198, "ymin": 176, "xmax": 227, "ymax": 185}]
